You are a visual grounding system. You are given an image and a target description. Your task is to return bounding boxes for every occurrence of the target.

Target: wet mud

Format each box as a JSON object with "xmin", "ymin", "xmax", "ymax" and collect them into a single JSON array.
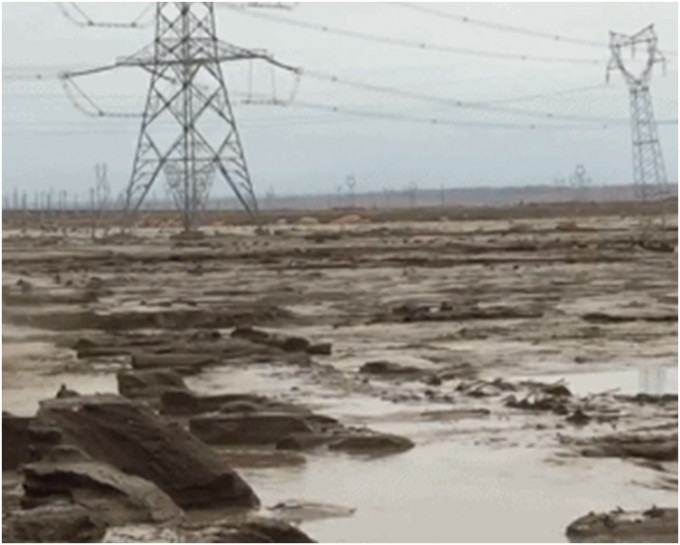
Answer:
[{"xmin": 2, "ymin": 208, "xmax": 677, "ymax": 542}]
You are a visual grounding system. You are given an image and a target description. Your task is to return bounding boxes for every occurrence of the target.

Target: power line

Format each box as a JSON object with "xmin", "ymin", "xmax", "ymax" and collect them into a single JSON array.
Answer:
[
  {"xmin": 394, "ymin": 3, "xmax": 678, "ymax": 57},
  {"xmin": 241, "ymin": 96, "xmax": 677, "ymax": 131},
  {"xmin": 396, "ymin": 3, "xmax": 604, "ymax": 49},
  {"xmin": 300, "ymin": 69, "xmax": 633, "ymax": 124},
  {"xmin": 57, "ymin": 2, "xmax": 154, "ymax": 29},
  {"xmin": 221, "ymin": 5, "xmax": 606, "ymax": 65}
]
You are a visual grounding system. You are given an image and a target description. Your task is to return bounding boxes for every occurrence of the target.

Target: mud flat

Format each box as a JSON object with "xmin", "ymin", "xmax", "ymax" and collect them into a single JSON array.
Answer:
[{"xmin": 3, "ymin": 205, "xmax": 677, "ymax": 542}]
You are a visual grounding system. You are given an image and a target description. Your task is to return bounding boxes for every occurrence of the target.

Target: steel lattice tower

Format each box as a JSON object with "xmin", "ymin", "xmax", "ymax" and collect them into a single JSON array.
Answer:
[
  {"xmin": 607, "ymin": 25, "xmax": 669, "ymax": 203},
  {"xmin": 124, "ymin": 2, "xmax": 262, "ymax": 231}
]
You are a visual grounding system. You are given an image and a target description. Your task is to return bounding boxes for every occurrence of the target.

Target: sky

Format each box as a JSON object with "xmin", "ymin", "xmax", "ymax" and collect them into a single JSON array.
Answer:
[{"xmin": 2, "ymin": 2, "xmax": 678, "ymax": 204}]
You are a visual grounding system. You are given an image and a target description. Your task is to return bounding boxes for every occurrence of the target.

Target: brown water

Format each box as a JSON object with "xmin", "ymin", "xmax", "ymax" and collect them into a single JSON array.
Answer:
[{"xmin": 3, "ymin": 356, "xmax": 677, "ymax": 542}]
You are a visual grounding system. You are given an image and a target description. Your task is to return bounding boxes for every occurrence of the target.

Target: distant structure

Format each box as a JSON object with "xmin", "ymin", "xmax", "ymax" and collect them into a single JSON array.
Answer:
[
  {"xmin": 569, "ymin": 164, "xmax": 591, "ymax": 201},
  {"xmin": 607, "ymin": 25, "xmax": 669, "ymax": 204},
  {"xmin": 62, "ymin": 2, "xmax": 296, "ymax": 231}
]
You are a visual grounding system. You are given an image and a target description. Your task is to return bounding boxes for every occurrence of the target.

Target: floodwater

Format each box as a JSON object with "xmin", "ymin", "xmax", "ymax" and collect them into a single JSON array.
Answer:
[
  {"xmin": 514, "ymin": 365, "xmax": 678, "ymax": 397},
  {"xmin": 3, "ymin": 356, "xmax": 677, "ymax": 542}
]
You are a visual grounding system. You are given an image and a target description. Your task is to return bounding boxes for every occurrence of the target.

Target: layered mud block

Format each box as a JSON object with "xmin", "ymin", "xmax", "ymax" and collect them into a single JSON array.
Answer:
[
  {"xmin": 566, "ymin": 507, "xmax": 678, "ymax": 543},
  {"xmin": 130, "ymin": 352, "xmax": 218, "ymax": 371},
  {"xmin": 576, "ymin": 433, "xmax": 678, "ymax": 462},
  {"xmin": 117, "ymin": 368, "xmax": 188, "ymax": 399},
  {"xmin": 3, "ymin": 504, "xmax": 106, "ymax": 543},
  {"xmin": 161, "ymin": 390, "xmax": 274, "ymax": 416},
  {"xmin": 22, "ymin": 445, "xmax": 183, "ymax": 526},
  {"xmin": 326, "ymin": 433, "xmax": 415, "ymax": 453},
  {"xmin": 34, "ymin": 394, "xmax": 259, "ymax": 509},
  {"xmin": 190, "ymin": 412, "xmax": 316, "ymax": 445},
  {"xmin": 2, "ymin": 412, "xmax": 32, "ymax": 470},
  {"xmin": 231, "ymin": 326, "xmax": 332, "ymax": 355},
  {"xmin": 276, "ymin": 430, "xmax": 415, "ymax": 454},
  {"xmin": 184, "ymin": 515, "xmax": 315, "ymax": 543}
]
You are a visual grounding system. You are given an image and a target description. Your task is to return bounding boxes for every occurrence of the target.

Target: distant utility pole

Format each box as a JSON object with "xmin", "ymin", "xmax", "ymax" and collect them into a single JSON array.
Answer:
[
  {"xmin": 407, "ymin": 181, "xmax": 418, "ymax": 208},
  {"xmin": 607, "ymin": 25, "xmax": 669, "ymax": 203},
  {"xmin": 345, "ymin": 175, "xmax": 357, "ymax": 208},
  {"xmin": 569, "ymin": 164, "xmax": 591, "ymax": 201}
]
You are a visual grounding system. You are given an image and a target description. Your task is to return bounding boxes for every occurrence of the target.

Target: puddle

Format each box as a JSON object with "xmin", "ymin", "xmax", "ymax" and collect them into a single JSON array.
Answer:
[
  {"xmin": 516, "ymin": 366, "xmax": 678, "ymax": 397},
  {"xmin": 241, "ymin": 444, "xmax": 677, "ymax": 543}
]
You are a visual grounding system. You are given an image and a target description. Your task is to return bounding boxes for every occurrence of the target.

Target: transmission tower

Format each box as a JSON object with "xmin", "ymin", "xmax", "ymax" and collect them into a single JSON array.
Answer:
[
  {"xmin": 62, "ymin": 2, "xmax": 296, "ymax": 232},
  {"xmin": 607, "ymin": 25, "xmax": 669, "ymax": 204}
]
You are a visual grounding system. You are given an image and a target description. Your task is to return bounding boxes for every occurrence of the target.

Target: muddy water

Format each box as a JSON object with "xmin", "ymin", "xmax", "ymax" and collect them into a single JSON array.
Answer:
[
  {"xmin": 513, "ymin": 365, "xmax": 678, "ymax": 397},
  {"xmin": 188, "ymin": 365, "xmax": 678, "ymax": 543},
  {"xmin": 244, "ymin": 445, "xmax": 675, "ymax": 543}
]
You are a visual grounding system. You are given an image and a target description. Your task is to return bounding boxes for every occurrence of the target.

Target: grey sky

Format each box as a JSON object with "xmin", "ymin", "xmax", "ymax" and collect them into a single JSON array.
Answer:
[{"xmin": 2, "ymin": 2, "xmax": 678, "ymax": 202}]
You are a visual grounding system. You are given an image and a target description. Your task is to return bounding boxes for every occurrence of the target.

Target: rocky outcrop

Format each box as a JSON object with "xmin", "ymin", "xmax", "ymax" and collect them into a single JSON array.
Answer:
[
  {"xmin": 566, "ymin": 507, "xmax": 678, "ymax": 543},
  {"xmin": 21, "ymin": 445, "xmax": 183, "ymax": 526},
  {"xmin": 34, "ymin": 394, "xmax": 259, "ymax": 509},
  {"xmin": 3, "ymin": 505, "xmax": 106, "ymax": 543}
]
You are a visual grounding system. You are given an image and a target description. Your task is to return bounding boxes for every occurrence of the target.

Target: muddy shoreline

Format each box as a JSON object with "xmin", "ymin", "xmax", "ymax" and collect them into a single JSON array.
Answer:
[{"xmin": 3, "ymin": 206, "xmax": 678, "ymax": 542}]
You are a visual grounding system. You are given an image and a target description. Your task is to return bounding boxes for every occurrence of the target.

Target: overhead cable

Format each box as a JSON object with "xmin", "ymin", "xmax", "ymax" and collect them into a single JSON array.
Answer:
[
  {"xmin": 221, "ymin": 5, "xmax": 606, "ymax": 65},
  {"xmin": 57, "ymin": 2, "xmax": 154, "ymax": 29}
]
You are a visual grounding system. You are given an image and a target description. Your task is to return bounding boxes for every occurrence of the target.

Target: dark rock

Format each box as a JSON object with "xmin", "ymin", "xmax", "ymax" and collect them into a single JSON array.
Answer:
[
  {"xmin": 185, "ymin": 516, "xmax": 315, "ymax": 543},
  {"xmin": 281, "ymin": 336, "xmax": 311, "ymax": 352},
  {"xmin": 566, "ymin": 408, "xmax": 591, "ymax": 426},
  {"xmin": 306, "ymin": 342, "xmax": 332, "ymax": 355},
  {"xmin": 359, "ymin": 361, "xmax": 426, "ymax": 377},
  {"xmin": 3, "ymin": 505, "xmax": 106, "ymax": 543},
  {"xmin": 34, "ymin": 394, "xmax": 259, "ymax": 509},
  {"xmin": 578, "ymin": 433, "xmax": 677, "ymax": 462},
  {"xmin": 269, "ymin": 500, "xmax": 355, "ymax": 523},
  {"xmin": 190, "ymin": 413, "xmax": 314, "ymax": 445},
  {"xmin": 56, "ymin": 385, "xmax": 79, "ymax": 399},
  {"xmin": 161, "ymin": 390, "xmax": 269, "ymax": 416},
  {"xmin": 131, "ymin": 352, "xmax": 217, "ymax": 371},
  {"xmin": 22, "ymin": 446, "xmax": 183, "ymax": 525},
  {"xmin": 117, "ymin": 369, "xmax": 188, "ymax": 399},
  {"xmin": 423, "ymin": 374, "xmax": 442, "ymax": 386},
  {"xmin": 231, "ymin": 326, "xmax": 312, "ymax": 353},
  {"xmin": 328, "ymin": 433, "xmax": 414, "ymax": 454},
  {"xmin": 566, "ymin": 507, "xmax": 678, "ymax": 542},
  {"xmin": 76, "ymin": 346, "xmax": 132, "ymax": 359},
  {"xmin": 276, "ymin": 432, "xmax": 337, "ymax": 451},
  {"xmin": 2, "ymin": 413, "xmax": 32, "ymax": 470}
]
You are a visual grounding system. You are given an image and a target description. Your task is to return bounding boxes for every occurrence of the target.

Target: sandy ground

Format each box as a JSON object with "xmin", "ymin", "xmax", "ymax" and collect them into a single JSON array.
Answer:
[{"xmin": 2, "ymin": 207, "xmax": 678, "ymax": 542}]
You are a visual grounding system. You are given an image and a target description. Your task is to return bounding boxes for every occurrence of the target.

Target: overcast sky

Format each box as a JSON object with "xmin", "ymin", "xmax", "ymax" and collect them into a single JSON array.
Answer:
[{"xmin": 3, "ymin": 2, "xmax": 678, "ymax": 203}]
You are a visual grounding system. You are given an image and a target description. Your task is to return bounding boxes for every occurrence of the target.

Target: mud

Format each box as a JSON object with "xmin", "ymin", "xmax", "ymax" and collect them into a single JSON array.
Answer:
[{"xmin": 2, "ymin": 205, "xmax": 677, "ymax": 542}]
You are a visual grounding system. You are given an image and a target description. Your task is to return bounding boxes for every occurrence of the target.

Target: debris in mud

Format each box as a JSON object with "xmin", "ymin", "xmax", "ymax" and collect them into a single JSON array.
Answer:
[
  {"xmin": 456, "ymin": 378, "xmax": 518, "ymax": 397},
  {"xmin": 32, "ymin": 394, "xmax": 260, "ymax": 509},
  {"xmin": 566, "ymin": 506, "xmax": 678, "ymax": 543},
  {"xmin": 373, "ymin": 300, "xmax": 544, "ymax": 323},
  {"xmin": 269, "ymin": 500, "xmax": 356, "ymax": 523}
]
